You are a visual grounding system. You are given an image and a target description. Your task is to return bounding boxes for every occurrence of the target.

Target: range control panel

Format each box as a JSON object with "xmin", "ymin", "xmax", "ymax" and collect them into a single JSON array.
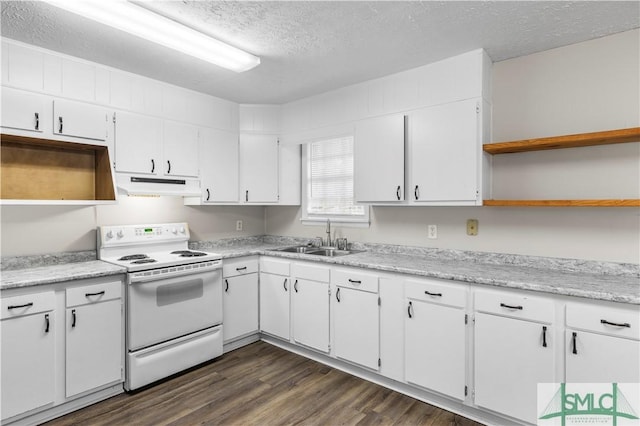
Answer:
[{"xmin": 99, "ymin": 223, "xmax": 190, "ymax": 247}]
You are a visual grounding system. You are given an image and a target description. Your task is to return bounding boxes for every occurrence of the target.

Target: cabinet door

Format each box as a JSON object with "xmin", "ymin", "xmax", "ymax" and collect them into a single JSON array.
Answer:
[
  {"xmin": 114, "ymin": 110, "xmax": 162, "ymax": 175},
  {"xmin": 410, "ymin": 98, "xmax": 480, "ymax": 204},
  {"xmin": 0, "ymin": 87, "xmax": 45, "ymax": 134},
  {"xmin": 66, "ymin": 300, "xmax": 122, "ymax": 398},
  {"xmin": 259, "ymin": 273, "xmax": 290, "ymax": 340},
  {"xmin": 355, "ymin": 114, "xmax": 405, "ymax": 202},
  {"xmin": 163, "ymin": 121, "xmax": 199, "ymax": 177},
  {"xmin": 223, "ymin": 274, "xmax": 259, "ymax": 342},
  {"xmin": 405, "ymin": 300, "xmax": 466, "ymax": 400},
  {"xmin": 200, "ymin": 128, "xmax": 239, "ymax": 203},
  {"xmin": 566, "ymin": 330, "xmax": 640, "ymax": 383},
  {"xmin": 1, "ymin": 312, "xmax": 55, "ymax": 420},
  {"xmin": 474, "ymin": 312, "xmax": 554, "ymax": 424},
  {"xmin": 334, "ymin": 287, "xmax": 379, "ymax": 370},
  {"xmin": 53, "ymin": 99, "xmax": 107, "ymax": 141},
  {"xmin": 292, "ymin": 279, "xmax": 329, "ymax": 353},
  {"xmin": 239, "ymin": 134, "xmax": 279, "ymax": 203}
]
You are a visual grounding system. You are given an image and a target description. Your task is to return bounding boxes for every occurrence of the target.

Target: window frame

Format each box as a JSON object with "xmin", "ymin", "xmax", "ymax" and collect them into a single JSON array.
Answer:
[{"xmin": 300, "ymin": 135, "xmax": 370, "ymax": 228}]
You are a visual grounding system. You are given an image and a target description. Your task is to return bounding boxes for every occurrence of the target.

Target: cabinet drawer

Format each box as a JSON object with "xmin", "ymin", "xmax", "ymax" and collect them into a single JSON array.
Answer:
[
  {"xmin": 2, "ymin": 291, "xmax": 55, "ymax": 319},
  {"xmin": 566, "ymin": 303, "xmax": 640, "ymax": 341},
  {"xmin": 475, "ymin": 289, "xmax": 554, "ymax": 323},
  {"xmin": 291, "ymin": 262, "xmax": 330, "ymax": 283},
  {"xmin": 333, "ymin": 268, "xmax": 378, "ymax": 293},
  {"xmin": 260, "ymin": 257, "xmax": 290, "ymax": 276},
  {"xmin": 66, "ymin": 280, "xmax": 122, "ymax": 307},
  {"xmin": 223, "ymin": 256, "xmax": 258, "ymax": 278},
  {"xmin": 405, "ymin": 278, "xmax": 467, "ymax": 308}
]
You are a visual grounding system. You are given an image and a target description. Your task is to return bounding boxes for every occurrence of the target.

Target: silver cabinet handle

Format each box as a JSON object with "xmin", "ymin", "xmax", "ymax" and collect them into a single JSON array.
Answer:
[
  {"xmin": 151, "ymin": 159, "xmax": 155, "ymax": 173},
  {"xmin": 396, "ymin": 185, "xmax": 401, "ymax": 200},
  {"xmin": 206, "ymin": 188, "xmax": 211, "ymax": 201},
  {"xmin": 34, "ymin": 112, "xmax": 39, "ymax": 130},
  {"xmin": 167, "ymin": 160, "xmax": 171, "ymax": 174},
  {"xmin": 58, "ymin": 116, "xmax": 63, "ymax": 133},
  {"xmin": 414, "ymin": 185, "xmax": 419, "ymax": 200}
]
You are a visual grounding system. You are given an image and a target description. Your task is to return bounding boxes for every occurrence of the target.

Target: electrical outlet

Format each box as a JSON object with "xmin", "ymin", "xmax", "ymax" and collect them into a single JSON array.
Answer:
[
  {"xmin": 427, "ymin": 224, "xmax": 437, "ymax": 239},
  {"xmin": 467, "ymin": 219, "xmax": 478, "ymax": 236},
  {"xmin": 236, "ymin": 220, "xmax": 243, "ymax": 231}
]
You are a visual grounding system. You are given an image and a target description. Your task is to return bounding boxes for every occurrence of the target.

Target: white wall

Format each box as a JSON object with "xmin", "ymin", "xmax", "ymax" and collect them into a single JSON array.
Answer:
[
  {"xmin": 265, "ymin": 29, "xmax": 640, "ymax": 264},
  {"xmin": 0, "ymin": 198, "xmax": 265, "ymax": 257}
]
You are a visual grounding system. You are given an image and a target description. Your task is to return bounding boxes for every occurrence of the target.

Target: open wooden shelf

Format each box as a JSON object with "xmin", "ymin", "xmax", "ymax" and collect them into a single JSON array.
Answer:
[
  {"xmin": 483, "ymin": 127, "xmax": 640, "ymax": 207},
  {"xmin": 484, "ymin": 199, "xmax": 640, "ymax": 207},
  {"xmin": 483, "ymin": 127, "xmax": 640, "ymax": 154},
  {"xmin": 1, "ymin": 133, "xmax": 116, "ymax": 202}
]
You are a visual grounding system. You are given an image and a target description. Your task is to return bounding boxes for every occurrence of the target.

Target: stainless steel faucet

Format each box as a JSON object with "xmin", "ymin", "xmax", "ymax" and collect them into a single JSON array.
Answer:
[{"xmin": 326, "ymin": 218, "xmax": 332, "ymax": 247}]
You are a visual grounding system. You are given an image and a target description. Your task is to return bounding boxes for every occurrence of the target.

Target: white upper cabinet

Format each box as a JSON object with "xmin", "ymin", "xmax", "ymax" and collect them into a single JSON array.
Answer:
[
  {"xmin": 354, "ymin": 113, "xmax": 406, "ymax": 203},
  {"xmin": 199, "ymin": 127, "xmax": 239, "ymax": 203},
  {"xmin": 163, "ymin": 121, "xmax": 199, "ymax": 178},
  {"xmin": 114, "ymin": 111, "xmax": 162, "ymax": 175},
  {"xmin": 1, "ymin": 87, "xmax": 46, "ymax": 134},
  {"xmin": 239, "ymin": 134, "xmax": 279, "ymax": 203},
  {"xmin": 408, "ymin": 98, "xmax": 485, "ymax": 205},
  {"xmin": 53, "ymin": 99, "xmax": 107, "ymax": 141}
]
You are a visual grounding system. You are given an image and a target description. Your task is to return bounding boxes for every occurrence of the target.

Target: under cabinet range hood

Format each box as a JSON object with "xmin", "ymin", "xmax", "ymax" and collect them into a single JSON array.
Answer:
[{"xmin": 116, "ymin": 173, "xmax": 201, "ymax": 197}]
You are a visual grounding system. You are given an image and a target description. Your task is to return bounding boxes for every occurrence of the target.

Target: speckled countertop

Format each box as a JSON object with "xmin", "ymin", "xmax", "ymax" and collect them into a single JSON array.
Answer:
[
  {"xmin": 2, "ymin": 237, "xmax": 638, "ymax": 305},
  {"xmin": 191, "ymin": 236, "xmax": 640, "ymax": 305}
]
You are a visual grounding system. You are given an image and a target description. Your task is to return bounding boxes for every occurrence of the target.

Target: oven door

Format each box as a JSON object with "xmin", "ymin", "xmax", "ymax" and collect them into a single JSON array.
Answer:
[{"xmin": 127, "ymin": 269, "xmax": 222, "ymax": 351}]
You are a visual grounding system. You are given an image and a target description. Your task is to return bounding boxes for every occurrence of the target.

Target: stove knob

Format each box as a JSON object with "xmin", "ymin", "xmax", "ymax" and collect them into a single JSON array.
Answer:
[
  {"xmin": 171, "ymin": 228, "xmax": 178, "ymax": 235},
  {"xmin": 180, "ymin": 227, "xmax": 186, "ymax": 234},
  {"xmin": 117, "ymin": 230, "xmax": 124, "ymax": 239},
  {"xmin": 105, "ymin": 230, "xmax": 114, "ymax": 239}
]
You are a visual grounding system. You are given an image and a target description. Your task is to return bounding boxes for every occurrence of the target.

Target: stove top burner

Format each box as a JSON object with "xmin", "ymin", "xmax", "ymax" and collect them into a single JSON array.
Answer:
[
  {"xmin": 131, "ymin": 258, "xmax": 157, "ymax": 264},
  {"xmin": 171, "ymin": 250, "xmax": 207, "ymax": 257},
  {"xmin": 119, "ymin": 254, "xmax": 149, "ymax": 261}
]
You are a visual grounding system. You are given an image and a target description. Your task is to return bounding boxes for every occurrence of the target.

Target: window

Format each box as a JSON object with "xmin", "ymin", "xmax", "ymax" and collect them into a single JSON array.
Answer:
[{"xmin": 302, "ymin": 135, "xmax": 369, "ymax": 225}]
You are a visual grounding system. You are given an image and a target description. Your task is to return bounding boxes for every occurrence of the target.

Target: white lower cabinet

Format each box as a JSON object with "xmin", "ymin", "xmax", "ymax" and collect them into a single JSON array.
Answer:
[
  {"xmin": 565, "ymin": 302, "xmax": 640, "ymax": 383},
  {"xmin": 1, "ymin": 276, "xmax": 124, "ymax": 424},
  {"xmin": 333, "ymin": 268, "xmax": 380, "ymax": 370},
  {"xmin": 404, "ymin": 278, "xmax": 468, "ymax": 401},
  {"xmin": 65, "ymin": 280, "xmax": 123, "ymax": 398},
  {"xmin": 291, "ymin": 262, "xmax": 330, "ymax": 353},
  {"xmin": 1, "ymin": 292, "xmax": 56, "ymax": 421},
  {"xmin": 473, "ymin": 289, "xmax": 555, "ymax": 425},
  {"xmin": 259, "ymin": 257, "xmax": 291, "ymax": 340},
  {"xmin": 222, "ymin": 257, "xmax": 259, "ymax": 343}
]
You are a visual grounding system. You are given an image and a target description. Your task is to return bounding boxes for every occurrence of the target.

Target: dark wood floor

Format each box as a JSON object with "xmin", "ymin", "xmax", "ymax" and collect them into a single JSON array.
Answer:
[{"xmin": 45, "ymin": 341, "xmax": 483, "ymax": 426}]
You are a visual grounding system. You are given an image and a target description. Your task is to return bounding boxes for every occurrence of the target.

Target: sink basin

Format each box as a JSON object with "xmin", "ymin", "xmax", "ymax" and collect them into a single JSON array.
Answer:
[
  {"xmin": 271, "ymin": 246, "xmax": 361, "ymax": 257},
  {"xmin": 276, "ymin": 246, "xmax": 316, "ymax": 253}
]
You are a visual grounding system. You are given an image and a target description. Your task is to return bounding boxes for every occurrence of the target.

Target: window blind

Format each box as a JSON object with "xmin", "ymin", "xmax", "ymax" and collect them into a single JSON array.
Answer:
[{"xmin": 307, "ymin": 136, "xmax": 365, "ymax": 216}]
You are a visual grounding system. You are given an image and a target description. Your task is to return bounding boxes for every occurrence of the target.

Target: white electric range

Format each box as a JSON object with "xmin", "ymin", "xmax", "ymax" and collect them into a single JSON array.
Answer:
[{"xmin": 98, "ymin": 223, "xmax": 223, "ymax": 391}]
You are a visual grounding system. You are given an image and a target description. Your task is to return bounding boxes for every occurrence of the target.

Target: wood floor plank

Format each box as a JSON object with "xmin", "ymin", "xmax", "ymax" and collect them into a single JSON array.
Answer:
[{"xmin": 43, "ymin": 341, "xmax": 484, "ymax": 426}]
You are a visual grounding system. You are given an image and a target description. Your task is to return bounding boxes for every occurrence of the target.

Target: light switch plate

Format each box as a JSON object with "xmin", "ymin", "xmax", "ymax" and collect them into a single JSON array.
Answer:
[{"xmin": 467, "ymin": 219, "xmax": 478, "ymax": 236}]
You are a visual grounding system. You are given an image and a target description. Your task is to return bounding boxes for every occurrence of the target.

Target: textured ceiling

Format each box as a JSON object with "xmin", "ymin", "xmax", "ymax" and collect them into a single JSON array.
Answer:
[{"xmin": 1, "ymin": 1, "xmax": 639, "ymax": 104}]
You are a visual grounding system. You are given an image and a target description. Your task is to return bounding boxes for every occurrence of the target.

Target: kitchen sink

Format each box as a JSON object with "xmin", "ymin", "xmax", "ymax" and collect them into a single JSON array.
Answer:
[{"xmin": 271, "ymin": 246, "xmax": 361, "ymax": 257}]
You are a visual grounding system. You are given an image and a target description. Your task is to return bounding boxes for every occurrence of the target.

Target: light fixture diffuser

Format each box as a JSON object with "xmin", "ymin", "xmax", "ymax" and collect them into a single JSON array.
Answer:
[{"xmin": 45, "ymin": 0, "xmax": 260, "ymax": 72}]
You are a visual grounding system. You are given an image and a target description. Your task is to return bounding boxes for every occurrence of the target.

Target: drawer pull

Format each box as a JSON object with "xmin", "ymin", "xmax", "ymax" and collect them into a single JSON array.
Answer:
[
  {"xmin": 45, "ymin": 314, "xmax": 50, "ymax": 333},
  {"xmin": 7, "ymin": 302, "xmax": 34, "ymax": 310},
  {"xmin": 425, "ymin": 291, "xmax": 442, "ymax": 297},
  {"xmin": 224, "ymin": 279, "xmax": 229, "ymax": 293},
  {"xmin": 336, "ymin": 287, "xmax": 341, "ymax": 302},
  {"xmin": 542, "ymin": 326, "xmax": 547, "ymax": 348},
  {"xmin": 408, "ymin": 301, "xmax": 413, "ymax": 318},
  {"xmin": 72, "ymin": 309, "xmax": 77, "ymax": 328},
  {"xmin": 572, "ymin": 332, "xmax": 578, "ymax": 354},
  {"xmin": 600, "ymin": 319, "xmax": 631, "ymax": 328},
  {"xmin": 85, "ymin": 291, "xmax": 105, "ymax": 298},
  {"xmin": 348, "ymin": 279, "xmax": 361, "ymax": 284},
  {"xmin": 236, "ymin": 267, "xmax": 247, "ymax": 271},
  {"xmin": 500, "ymin": 303, "xmax": 523, "ymax": 310}
]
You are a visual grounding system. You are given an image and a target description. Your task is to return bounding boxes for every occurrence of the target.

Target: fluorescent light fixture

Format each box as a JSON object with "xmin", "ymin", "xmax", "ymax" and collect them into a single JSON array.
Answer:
[{"xmin": 45, "ymin": 0, "xmax": 260, "ymax": 72}]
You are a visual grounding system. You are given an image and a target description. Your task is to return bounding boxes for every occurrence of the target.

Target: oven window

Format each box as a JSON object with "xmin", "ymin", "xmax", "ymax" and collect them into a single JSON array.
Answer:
[{"xmin": 156, "ymin": 279, "xmax": 204, "ymax": 306}]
